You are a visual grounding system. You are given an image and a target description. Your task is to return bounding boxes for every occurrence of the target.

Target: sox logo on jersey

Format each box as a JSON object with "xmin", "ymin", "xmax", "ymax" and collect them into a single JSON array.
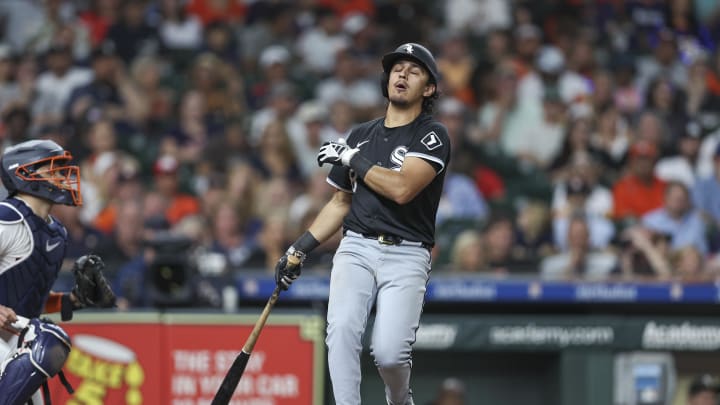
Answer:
[{"xmin": 390, "ymin": 146, "xmax": 407, "ymax": 171}]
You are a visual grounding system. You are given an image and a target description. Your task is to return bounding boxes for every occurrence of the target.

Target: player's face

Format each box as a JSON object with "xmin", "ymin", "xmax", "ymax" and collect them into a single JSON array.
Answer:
[{"xmin": 387, "ymin": 60, "xmax": 435, "ymax": 108}]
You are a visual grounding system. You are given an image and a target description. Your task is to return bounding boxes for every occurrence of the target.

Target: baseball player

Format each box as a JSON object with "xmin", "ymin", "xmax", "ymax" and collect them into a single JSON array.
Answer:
[
  {"xmin": 275, "ymin": 43, "xmax": 450, "ymax": 405},
  {"xmin": 0, "ymin": 140, "xmax": 116, "ymax": 404}
]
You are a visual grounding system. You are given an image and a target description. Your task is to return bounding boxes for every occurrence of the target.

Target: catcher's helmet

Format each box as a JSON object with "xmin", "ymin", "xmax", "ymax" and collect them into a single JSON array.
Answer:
[
  {"xmin": 381, "ymin": 43, "xmax": 439, "ymax": 97},
  {"xmin": 0, "ymin": 140, "xmax": 82, "ymax": 206}
]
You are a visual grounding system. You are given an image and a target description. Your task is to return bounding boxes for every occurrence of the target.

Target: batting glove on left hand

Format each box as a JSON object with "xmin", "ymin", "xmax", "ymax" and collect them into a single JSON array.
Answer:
[
  {"xmin": 274, "ymin": 247, "xmax": 305, "ymax": 291},
  {"xmin": 317, "ymin": 138, "xmax": 359, "ymax": 167}
]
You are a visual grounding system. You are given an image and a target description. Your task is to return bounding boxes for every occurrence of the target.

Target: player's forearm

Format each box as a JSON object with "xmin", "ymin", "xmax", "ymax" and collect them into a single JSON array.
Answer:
[
  {"xmin": 362, "ymin": 166, "xmax": 416, "ymax": 204},
  {"xmin": 307, "ymin": 192, "xmax": 351, "ymax": 243}
]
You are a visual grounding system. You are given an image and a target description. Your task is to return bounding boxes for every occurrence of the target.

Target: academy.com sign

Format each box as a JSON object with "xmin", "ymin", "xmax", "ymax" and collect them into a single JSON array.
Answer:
[
  {"xmin": 489, "ymin": 324, "xmax": 614, "ymax": 347},
  {"xmin": 642, "ymin": 321, "xmax": 720, "ymax": 350}
]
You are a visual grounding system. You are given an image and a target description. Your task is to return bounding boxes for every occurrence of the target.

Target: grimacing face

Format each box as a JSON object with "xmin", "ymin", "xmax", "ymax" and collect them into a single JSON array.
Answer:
[{"xmin": 387, "ymin": 60, "xmax": 435, "ymax": 107}]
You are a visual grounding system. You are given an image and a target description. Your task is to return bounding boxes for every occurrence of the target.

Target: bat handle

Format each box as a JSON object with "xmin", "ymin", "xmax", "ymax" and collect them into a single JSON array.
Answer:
[{"xmin": 287, "ymin": 253, "xmax": 302, "ymax": 267}]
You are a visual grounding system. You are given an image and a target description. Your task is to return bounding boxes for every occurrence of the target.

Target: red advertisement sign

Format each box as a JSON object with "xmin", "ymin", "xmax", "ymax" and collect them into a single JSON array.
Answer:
[{"xmin": 47, "ymin": 314, "xmax": 324, "ymax": 405}]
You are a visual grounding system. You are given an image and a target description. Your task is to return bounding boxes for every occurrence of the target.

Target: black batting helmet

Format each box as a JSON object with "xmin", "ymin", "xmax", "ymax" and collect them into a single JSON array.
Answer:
[
  {"xmin": 0, "ymin": 140, "xmax": 82, "ymax": 206},
  {"xmin": 381, "ymin": 43, "xmax": 439, "ymax": 98}
]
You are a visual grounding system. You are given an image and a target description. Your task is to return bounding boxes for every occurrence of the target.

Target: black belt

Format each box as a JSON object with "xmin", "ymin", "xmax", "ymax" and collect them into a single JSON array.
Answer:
[{"xmin": 355, "ymin": 231, "xmax": 432, "ymax": 250}]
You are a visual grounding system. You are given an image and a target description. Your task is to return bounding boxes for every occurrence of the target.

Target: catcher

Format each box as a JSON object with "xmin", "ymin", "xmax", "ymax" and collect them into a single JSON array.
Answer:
[{"xmin": 0, "ymin": 140, "xmax": 116, "ymax": 404}]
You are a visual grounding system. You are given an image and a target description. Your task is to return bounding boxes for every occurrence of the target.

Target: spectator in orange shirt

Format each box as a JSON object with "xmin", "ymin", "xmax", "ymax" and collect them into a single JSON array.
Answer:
[
  {"xmin": 612, "ymin": 140, "xmax": 666, "ymax": 223},
  {"xmin": 153, "ymin": 154, "xmax": 201, "ymax": 225}
]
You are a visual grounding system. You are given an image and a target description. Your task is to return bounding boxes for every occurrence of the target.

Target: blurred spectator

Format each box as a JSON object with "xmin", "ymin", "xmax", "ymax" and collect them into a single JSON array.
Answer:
[
  {"xmin": 95, "ymin": 196, "xmax": 146, "ymax": 278},
  {"xmin": 249, "ymin": 120, "xmax": 303, "ymax": 185},
  {"xmin": 255, "ymin": 212, "xmax": 292, "ymax": 272},
  {"xmin": 0, "ymin": 0, "xmax": 49, "ymax": 52},
  {"xmin": 65, "ymin": 40, "xmax": 147, "ymax": 125},
  {"xmin": 129, "ymin": 55, "xmax": 174, "ymax": 132},
  {"xmin": 591, "ymin": 105, "xmax": 631, "ymax": 176},
  {"xmin": 89, "ymin": 152, "xmax": 143, "ymax": 234},
  {"xmin": 477, "ymin": 59, "xmax": 541, "ymax": 150},
  {"xmin": 444, "ymin": 229, "xmax": 486, "ymax": 273},
  {"xmin": 249, "ymin": 45, "xmax": 293, "ymax": 109},
  {"xmin": 635, "ymin": 28, "xmax": 688, "ymax": 94},
  {"xmin": 201, "ymin": 120, "xmax": 251, "ymax": 177},
  {"xmin": 610, "ymin": 53, "xmax": 643, "ymax": 116},
  {"xmin": 512, "ymin": 23, "xmax": 542, "ymax": 78},
  {"xmin": 186, "ymin": 0, "xmax": 246, "ymax": 26},
  {"xmin": 436, "ymin": 170, "xmax": 488, "ymax": 228},
  {"xmin": 634, "ymin": 111, "xmax": 669, "ymax": 151},
  {"xmin": 187, "ymin": 52, "xmax": 245, "ymax": 122},
  {"xmin": 672, "ymin": 246, "xmax": 710, "ymax": 282},
  {"xmin": 514, "ymin": 200, "xmax": 554, "ymax": 263},
  {"xmin": 239, "ymin": 3, "xmax": 296, "ymax": 73},
  {"xmin": 316, "ymin": 48, "xmax": 380, "ymax": 117},
  {"xmin": 0, "ymin": 106, "xmax": 31, "ymax": 147},
  {"xmin": 342, "ymin": 12, "xmax": 381, "ymax": 78},
  {"xmin": 549, "ymin": 117, "xmax": 604, "ymax": 182},
  {"xmin": 292, "ymin": 101, "xmax": 335, "ymax": 176},
  {"xmin": 436, "ymin": 34, "xmax": 477, "ymax": 106},
  {"xmin": 552, "ymin": 154, "xmax": 614, "ymax": 219},
  {"xmin": 22, "ymin": 0, "xmax": 91, "ymax": 58},
  {"xmin": 207, "ymin": 199, "xmax": 263, "ymax": 273},
  {"xmin": 686, "ymin": 374, "xmax": 720, "ymax": 405},
  {"xmin": 426, "ymin": 377, "xmax": 466, "ymax": 405},
  {"xmin": 152, "ymin": 154, "xmax": 201, "ymax": 226},
  {"xmin": 288, "ymin": 169, "xmax": 334, "ymax": 233},
  {"xmin": 553, "ymin": 177, "xmax": 616, "ymax": 252},
  {"xmin": 541, "ymin": 215, "xmax": 617, "ymax": 281},
  {"xmin": 693, "ymin": 143, "xmax": 720, "ymax": 236},
  {"xmin": 612, "ymin": 140, "xmax": 666, "ymax": 222},
  {"xmin": 643, "ymin": 75, "xmax": 687, "ymax": 149},
  {"xmin": 79, "ymin": 0, "xmax": 120, "ymax": 47},
  {"xmin": 642, "ymin": 181, "xmax": 708, "ymax": 254},
  {"xmin": 78, "ymin": 119, "xmax": 120, "ymax": 224},
  {"xmin": 613, "ymin": 226, "xmax": 673, "ymax": 281},
  {"xmin": 655, "ymin": 120, "xmax": 703, "ymax": 187},
  {"xmin": 201, "ymin": 21, "xmax": 238, "ymax": 64},
  {"xmin": 161, "ymin": 89, "xmax": 216, "ymax": 164},
  {"xmin": 295, "ymin": 6, "xmax": 349, "ymax": 76},
  {"xmin": 106, "ymin": 0, "xmax": 158, "ymax": 65},
  {"xmin": 32, "ymin": 44, "xmax": 93, "ymax": 127},
  {"xmin": 50, "ymin": 203, "xmax": 106, "ymax": 268},
  {"xmin": 0, "ymin": 44, "xmax": 20, "ymax": 116},
  {"xmin": 518, "ymin": 46, "xmax": 592, "ymax": 114},
  {"xmin": 516, "ymin": 86, "xmax": 568, "ymax": 169},
  {"xmin": 326, "ymin": 99, "xmax": 355, "ymax": 139},
  {"xmin": 686, "ymin": 53, "xmax": 720, "ymax": 127},
  {"xmin": 157, "ymin": 0, "xmax": 203, "ymax": 52},
  {"xmin": 443, "ymin": 0, "xmax": 510, "ymax": 36},
  {"xmin": 483, "ymin": 214, "xmax": 536, "ymax": 275}
]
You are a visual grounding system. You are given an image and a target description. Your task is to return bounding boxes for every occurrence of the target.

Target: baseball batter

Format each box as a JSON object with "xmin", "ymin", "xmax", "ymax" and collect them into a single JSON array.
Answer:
[{"xmin": 275, "ymin": 43, "xmax": 450, "ymax": 405}]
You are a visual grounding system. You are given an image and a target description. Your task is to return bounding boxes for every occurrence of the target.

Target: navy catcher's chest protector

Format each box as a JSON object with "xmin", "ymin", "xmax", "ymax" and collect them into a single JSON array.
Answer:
[{"xmin": 0, "ymin": 197, "xmax": 67, "ymax": 318}]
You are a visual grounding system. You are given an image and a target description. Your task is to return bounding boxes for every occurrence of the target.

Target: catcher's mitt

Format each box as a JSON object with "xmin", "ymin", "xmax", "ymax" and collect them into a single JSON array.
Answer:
[{"xmin": 72, "ymin": 254, "xmax": 116, "ymax": 308}]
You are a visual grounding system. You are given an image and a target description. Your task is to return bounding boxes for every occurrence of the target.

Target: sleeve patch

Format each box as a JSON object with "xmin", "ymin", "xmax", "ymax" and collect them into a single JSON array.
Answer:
[{"xmin": 421, "ymin": 131, "xmax": 442, "ymax": 151}]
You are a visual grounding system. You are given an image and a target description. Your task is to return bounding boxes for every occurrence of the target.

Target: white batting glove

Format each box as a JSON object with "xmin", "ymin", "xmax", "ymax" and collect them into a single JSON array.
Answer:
[{"xmin": 317, "ymin": 138, "xmax": 360, "ymax": 167}]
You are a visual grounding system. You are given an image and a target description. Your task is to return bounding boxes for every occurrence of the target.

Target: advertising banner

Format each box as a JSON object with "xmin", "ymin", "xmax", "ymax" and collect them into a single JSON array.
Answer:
[{"xmin": 47, "ymin": 313, "xmax": 325, "ymax": 405}]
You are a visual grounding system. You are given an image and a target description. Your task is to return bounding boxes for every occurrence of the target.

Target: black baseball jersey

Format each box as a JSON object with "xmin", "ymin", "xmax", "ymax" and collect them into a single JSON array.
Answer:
[{"xmin": 327, "ymin": 113, "xmax": 451, "ymax": 246}]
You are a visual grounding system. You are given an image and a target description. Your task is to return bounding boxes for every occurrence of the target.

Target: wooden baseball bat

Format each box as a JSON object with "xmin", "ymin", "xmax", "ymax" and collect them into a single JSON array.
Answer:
[{"xmin": 211, "ymin": 255, "xmax": 300, "ymax": 405}]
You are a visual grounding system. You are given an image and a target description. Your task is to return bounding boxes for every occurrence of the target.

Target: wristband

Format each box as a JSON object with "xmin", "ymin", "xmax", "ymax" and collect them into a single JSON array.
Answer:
[
  {"xmin": 61, "ymin": 294, "xmax": 74, "ymax": 321},
  {"xmin": 349, "ymin": 154, "xmax": 374, "ymax": 179},
  {"xmin": 292, "ymin": 230, "xmax": 320, "ymax": 254}
]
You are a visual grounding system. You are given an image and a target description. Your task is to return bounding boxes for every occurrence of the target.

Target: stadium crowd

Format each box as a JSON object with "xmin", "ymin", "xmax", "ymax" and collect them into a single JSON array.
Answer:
[{"xmin": 0, "ymin": 0, "xmax": 720, "ymax": 308}]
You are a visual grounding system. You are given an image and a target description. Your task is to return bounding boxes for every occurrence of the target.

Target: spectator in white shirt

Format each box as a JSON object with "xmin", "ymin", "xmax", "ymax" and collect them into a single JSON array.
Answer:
[
  {"xmin": 655, "ymin": 120, "xmax": 703, "ymax": 187},
  {"xmin": 541, "ymin": 214, "xmax": 617, "ymax": 281},
  {"xmin": 33, "ymin": 44, "xmax": 92, "ymax": 126}
]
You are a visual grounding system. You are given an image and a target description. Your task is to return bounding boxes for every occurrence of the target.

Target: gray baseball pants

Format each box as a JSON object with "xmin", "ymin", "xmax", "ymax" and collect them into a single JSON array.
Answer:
[{"xmin": 326, "ymin": 230, "xmax": 431, "ymax": 405}]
